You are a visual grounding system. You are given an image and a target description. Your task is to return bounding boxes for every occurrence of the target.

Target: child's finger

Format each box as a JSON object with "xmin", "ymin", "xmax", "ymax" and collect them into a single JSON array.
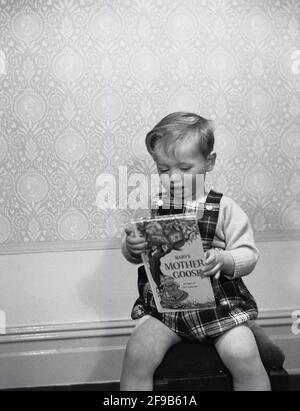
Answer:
[
  {"xmin": 202, "ymin": 263, "xmax": 215, "ymax": 273},
  {"xmin": 130, "ymin": 242, "xmax": 148, "ymax": 250},
  {"xmin": 127, "ymin": 236, "xmax": 147, "ymax": 245},
  {"xmin": 125, "ymin": 228, "xmax": 134, "ymax": 236},
  {"xmin": 214, "ymin": 271, "xmax": 221, "ymax": 280},
  {"xmin": 128, "ymin": 245, "xmax": 149, "ymax": 256},
  {"xmin": 204, "ymin": 250, "xmax": 211, "ymax": 259},
  {"xmin": 203, "ymin": 264, "xmax": 221, "ymax": 278},
  {"xmin": 205, "ymin": 255, "xmax": 215, "ymax": 265},
  {"xmin": 205, "ymin": 252, "xmax": 217, "ymax": 265}
]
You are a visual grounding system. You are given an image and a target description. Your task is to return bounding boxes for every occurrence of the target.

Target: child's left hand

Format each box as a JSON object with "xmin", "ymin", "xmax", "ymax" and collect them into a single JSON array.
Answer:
[{"xmin": 202, "ymin": 249, "xmax": 224, "ymax": 280}]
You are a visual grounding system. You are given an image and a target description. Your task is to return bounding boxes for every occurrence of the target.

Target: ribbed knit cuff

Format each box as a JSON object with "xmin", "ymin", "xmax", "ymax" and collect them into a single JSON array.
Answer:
[
  {"xmin": 217, "ymin": 249, "xmax": 235, "ymax": 280},
  {"xmin": 227, "ymin": 248, "xmax": 257, "ymax": 279}
]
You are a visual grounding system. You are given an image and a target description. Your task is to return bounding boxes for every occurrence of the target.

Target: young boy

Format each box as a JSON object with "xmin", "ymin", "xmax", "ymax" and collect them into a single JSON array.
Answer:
[{"xmin": 121, "ymin": 112, "xmax": 271, "ymax": 391}]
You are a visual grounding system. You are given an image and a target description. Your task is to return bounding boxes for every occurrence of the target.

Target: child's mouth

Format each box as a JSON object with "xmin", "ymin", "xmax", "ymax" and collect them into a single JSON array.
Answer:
[{"xmin": 169, "ymin": 185, "xmax": 188, "ymax": 200}]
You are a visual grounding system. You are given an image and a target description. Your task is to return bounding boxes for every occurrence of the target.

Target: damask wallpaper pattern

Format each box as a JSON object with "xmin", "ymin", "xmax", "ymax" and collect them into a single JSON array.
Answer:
[{"xmin": 0, "ymin": 0, "xmax": 299, "ymax": 253}]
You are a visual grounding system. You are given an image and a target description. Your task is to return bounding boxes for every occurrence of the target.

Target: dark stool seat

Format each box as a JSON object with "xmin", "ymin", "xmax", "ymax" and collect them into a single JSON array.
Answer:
[{"xmin": 154, "ymin": 341, "xmax": 289, "ymax": 391}]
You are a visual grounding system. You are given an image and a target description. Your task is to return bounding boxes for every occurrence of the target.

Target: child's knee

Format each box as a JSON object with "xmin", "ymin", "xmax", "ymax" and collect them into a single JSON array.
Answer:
[
  {"xmin": 223, "ymin": 339, "xmax": 259, "ymax": 367},
  {"xmin": 124, "ymin": 335, "xmax": 164, "ymax": 373},
  {"xmin": 221, "ymin": 341, "xmax": 267, "ymax": 381}
]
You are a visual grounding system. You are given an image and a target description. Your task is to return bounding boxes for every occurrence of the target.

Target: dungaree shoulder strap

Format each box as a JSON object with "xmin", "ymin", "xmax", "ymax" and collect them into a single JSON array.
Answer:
[
  {"xmin": 205, "ymin": 189, "xmax": 223, "ymax": 204},
  {"xmin": 198, "ymin": 189, "xmax": 223, "ymax": 246}
]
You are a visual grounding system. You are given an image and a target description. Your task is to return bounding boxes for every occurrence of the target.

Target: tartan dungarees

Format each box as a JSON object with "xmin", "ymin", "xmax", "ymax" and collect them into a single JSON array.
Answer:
[{"xmin": 131, "ymin": 189, "xmax": 258, "ymax": 341}]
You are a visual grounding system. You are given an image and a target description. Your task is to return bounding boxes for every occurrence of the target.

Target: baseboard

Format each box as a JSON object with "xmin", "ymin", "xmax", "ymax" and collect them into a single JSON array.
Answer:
[
  {"xmin": 4, "ymin": 375, "xmax": 300, "ymax": 391},
  {"xmin": 3, "ymin": 381, "xmax": 120, "ymax": 391},
  {"xmin": 0, "ymin": 310, "xmax": 299, "ymax": 390},
  {"xmin": 0, "ymin": 319, "xmax": 133, "ymax": 390}
]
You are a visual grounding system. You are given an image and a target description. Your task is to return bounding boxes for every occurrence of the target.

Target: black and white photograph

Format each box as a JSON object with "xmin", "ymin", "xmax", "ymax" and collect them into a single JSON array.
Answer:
[{"xmin": 0, "ymin": 0, "xmax": 299, "ymax": 394}]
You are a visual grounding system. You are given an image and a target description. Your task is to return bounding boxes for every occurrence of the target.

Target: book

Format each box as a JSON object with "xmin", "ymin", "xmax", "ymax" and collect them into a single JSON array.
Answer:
[{"xmin": 132, "ymin": 212, "xmax": 216, "ymax": 313}]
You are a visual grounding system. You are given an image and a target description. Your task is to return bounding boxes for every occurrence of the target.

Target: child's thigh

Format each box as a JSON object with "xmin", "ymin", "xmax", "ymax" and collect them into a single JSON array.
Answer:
[
  {"xmin": 127, "ymin": 315, "xmax": 181, "ymax": 364},
  {"xmin": 213, "ymin": 324, "xmax": 263, "ymax": 371}
]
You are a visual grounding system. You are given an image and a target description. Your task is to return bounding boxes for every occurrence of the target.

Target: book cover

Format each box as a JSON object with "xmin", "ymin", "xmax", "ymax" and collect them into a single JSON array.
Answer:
[{"xmin": 132, "ymin": 213, "xmax": 216, "ymax": 313}]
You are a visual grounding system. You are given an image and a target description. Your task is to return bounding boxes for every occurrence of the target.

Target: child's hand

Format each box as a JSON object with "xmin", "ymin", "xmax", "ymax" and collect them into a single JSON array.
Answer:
[
  {"xmin": 202, "ymin": 249, "xmax": 223, "ymax": 280},
  {"xmin": 125, "ymin": 228, "xmax": 149, "ymax": 257}
]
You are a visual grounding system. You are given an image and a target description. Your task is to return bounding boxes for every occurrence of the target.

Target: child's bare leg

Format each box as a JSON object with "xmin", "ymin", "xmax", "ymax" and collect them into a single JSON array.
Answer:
[
  {"xmin": 120, "ymin": 315, "xmax": 181, "ymax": 391},
  {"xmin": 214, "ymin": 324, "xmax": 271, "ymax": 391}
]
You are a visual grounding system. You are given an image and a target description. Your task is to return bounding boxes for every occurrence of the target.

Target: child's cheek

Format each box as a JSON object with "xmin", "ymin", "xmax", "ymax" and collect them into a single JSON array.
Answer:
[{"xmin": 192, "ymin": 173, "xmax": 205, "ymax": 198}]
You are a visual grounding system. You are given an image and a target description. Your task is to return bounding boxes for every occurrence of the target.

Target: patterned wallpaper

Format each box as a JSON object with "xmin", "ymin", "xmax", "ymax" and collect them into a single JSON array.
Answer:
[{"xmin": 0, "ymin": 0, "xmax": 299, "ymax": 254}]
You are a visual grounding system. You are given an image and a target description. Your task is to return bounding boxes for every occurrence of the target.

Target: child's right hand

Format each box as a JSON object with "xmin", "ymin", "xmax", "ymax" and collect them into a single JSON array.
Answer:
[{"xmin": 125, "ymin": 228, "xmax": 149, "ymax": 257}]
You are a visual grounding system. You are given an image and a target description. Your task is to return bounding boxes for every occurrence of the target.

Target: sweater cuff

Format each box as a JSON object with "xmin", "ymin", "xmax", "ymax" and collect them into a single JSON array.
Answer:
[{"xmin": 226, "ymin": 248, "xmax": 257, "ymax": 279}]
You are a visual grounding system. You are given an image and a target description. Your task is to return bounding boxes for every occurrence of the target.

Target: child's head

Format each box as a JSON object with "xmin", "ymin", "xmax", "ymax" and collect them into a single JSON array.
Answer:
[
  {"xmin": 145, "ymin": 112, "xmax": 216, "ymax": 200},
  {"xmin": 146, "ymin": 112, "xmax": 215, "ymax": 160}
]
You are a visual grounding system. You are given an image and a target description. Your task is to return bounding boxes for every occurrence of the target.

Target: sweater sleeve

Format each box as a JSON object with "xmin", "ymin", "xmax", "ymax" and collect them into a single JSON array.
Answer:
[{"xmin": 222, "ymin": 198, "xmax": 259, "ymax": 279}]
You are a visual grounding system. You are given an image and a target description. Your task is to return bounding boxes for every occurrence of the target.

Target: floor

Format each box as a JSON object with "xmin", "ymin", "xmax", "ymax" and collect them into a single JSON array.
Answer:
[{"xmin": 3, "ymin": 374, "xmax": 300, "ymax": 391}]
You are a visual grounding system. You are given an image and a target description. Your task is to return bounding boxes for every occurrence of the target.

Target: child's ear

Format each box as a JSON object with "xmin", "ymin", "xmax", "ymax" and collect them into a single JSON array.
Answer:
[{"xmin": 206, "ymin": 152, "xmax": 216, "ymax": 172}]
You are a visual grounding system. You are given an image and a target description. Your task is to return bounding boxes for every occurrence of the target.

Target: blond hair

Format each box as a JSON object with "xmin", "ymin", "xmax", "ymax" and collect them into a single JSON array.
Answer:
[{"xmin": 146, "ymin": 112, "xmax": 214, "ymax": 160}]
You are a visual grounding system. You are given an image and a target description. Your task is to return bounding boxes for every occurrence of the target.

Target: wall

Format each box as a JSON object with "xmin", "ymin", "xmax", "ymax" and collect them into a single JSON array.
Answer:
[
  {"xmin": 0, "ymin": 0, "xmax": 300, "ymax": 252},
  {"xmin": 0, "ymin": 242, "xmax": 299, "ymax": 328},
  {"xmin": 0, "ymin": 240, "xmax": 299, "ymax": 388},
  {"xmin": 0, "ymin": 0, "xmax": 299, "ymax": 388}
]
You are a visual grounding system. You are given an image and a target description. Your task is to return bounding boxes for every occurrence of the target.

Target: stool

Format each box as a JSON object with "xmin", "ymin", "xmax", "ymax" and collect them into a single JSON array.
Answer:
[{"xmin": 153, "ymin": 340, "xmax": 289, "ymax": 391}]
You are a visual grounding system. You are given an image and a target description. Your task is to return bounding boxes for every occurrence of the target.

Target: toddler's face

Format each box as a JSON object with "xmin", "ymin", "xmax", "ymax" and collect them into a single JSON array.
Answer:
[{"xmin": 154, "ymin": 137, "xmax": 213, "ymax": 201}]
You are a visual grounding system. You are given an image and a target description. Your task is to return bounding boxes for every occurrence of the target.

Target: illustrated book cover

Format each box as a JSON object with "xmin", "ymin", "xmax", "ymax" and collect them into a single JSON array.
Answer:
[{"xmin": 132, "ymin": 213, "xmax": 216, "ymax": 313}]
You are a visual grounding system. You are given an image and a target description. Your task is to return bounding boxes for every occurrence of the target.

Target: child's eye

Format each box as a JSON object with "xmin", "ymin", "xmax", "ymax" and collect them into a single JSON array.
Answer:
[
  {"xmin": 180, "ymin": 167, "xmax": 192, "ymax": 171},
  {"xmin": 158, "ymin": 168, "xmax": 169, "ymax": 173}
]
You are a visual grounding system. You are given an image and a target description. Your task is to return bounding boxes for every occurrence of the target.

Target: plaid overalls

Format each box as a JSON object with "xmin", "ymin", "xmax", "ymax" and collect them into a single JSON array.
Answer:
[{"xmin": 131, "ymin": 189, "xmax": 258, "ymax": 341}]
